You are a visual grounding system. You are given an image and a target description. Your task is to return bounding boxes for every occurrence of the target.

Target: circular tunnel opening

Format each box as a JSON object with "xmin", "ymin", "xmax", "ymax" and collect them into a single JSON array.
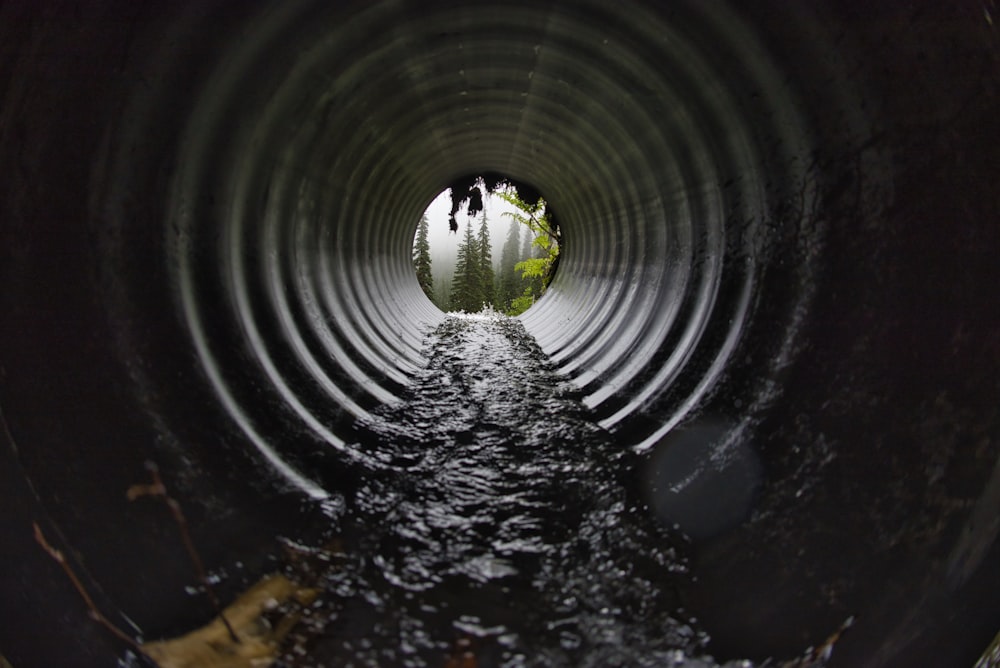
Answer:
[
  {"xmin": 2, "ymin": 1, "xmax": 999, "ymax": 666},
  {"xmin": 413, "ymin": 177, "xmax": 561, "ymax": 316}
]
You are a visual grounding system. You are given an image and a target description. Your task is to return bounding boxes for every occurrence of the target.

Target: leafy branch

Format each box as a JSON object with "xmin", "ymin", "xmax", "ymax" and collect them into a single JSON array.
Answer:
[{"xmin": 497, "ymin": 189, "xmax": 560, "ymax": 291}]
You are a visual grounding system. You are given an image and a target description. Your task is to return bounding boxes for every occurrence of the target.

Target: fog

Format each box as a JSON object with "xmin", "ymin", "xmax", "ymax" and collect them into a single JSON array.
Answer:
[{"xmin": 414, "ymin": 188, "xmax": 523, "ymax": 288}]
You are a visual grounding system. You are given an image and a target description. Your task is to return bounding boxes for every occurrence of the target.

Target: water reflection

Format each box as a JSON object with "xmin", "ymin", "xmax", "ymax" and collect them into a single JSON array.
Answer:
[{"xmin": 302, "ymin": 313, "xmax": 718, "ymax": 666}]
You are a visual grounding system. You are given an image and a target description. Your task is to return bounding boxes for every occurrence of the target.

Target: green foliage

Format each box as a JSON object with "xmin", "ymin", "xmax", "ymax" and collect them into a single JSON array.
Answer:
[
  {"xmin": 449, "ymin": 219, "xmax": 482, "ymax": 312},
  {"xmin": 412, "ymin": 215, "xmax": 434, "ymax": 302},
  {"xmin": 496, "ymin": 219, "xmax": 522, "ymax": 311},
  {"xmin": 444, "ymin": 204, "xmax": 499, "ymax": 313},
  {"xmin": 434, "ymin": 275, "xmax": 451, "ymax": 309},
  {"xmin": 476, "ymin": 212, "xmax": 495, "ymax": 308},
  {"xmin": 507, "ymin": 286, "xmax": 537, "ymax": 317},
  {"xmin": 496, "ymin": 188, "xmax": 560, "ymax": 309},
  {"xmin": 432, "ymin": 175, "xmax": 561, "ymax": 315},
  {"xmin": 514, "ymin": 257, "xmax": 550, "ymax": 279},
  {"xmin": 496, "ymin": 190, "xmax": 558, "ymax": 245}
]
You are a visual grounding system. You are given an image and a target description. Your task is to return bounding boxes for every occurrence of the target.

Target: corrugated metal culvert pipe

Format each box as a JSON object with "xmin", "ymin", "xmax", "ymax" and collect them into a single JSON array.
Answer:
[{"xmin": 2, "ymin": 1, "xmax": 998, "ymax": 666}]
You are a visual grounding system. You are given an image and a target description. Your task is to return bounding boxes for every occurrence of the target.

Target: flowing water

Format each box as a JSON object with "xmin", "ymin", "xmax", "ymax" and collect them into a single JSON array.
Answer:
[{"xmin": 268, "ymin": 312, "xmax": 756, "ymax": 667}]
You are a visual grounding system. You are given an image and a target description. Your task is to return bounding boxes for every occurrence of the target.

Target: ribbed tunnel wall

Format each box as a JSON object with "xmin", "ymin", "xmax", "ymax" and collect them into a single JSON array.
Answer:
[
  {"xmin": 153, "ymin": 0, "xmax": 821, "ymax": 468},
  {"xmin": 2, "ymin": 1, "xmax": 999, "ymax": 666}
]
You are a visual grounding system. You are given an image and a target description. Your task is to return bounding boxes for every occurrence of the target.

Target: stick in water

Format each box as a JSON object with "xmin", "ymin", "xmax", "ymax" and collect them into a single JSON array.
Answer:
[
  {"xmin": 32, "ymin": 522, "xmax": 148, "ymax": 655},
  {"xmin": 128, "ymin": 461, "xmax": 240, "ymax": 644}
]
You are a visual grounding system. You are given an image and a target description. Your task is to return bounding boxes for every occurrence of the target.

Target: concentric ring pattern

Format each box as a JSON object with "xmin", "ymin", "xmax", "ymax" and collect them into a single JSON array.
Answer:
[
  {"xmin": 155, "ymin": 0, "xmax": 832, "ymax": 494},
  {"xmin": 5, "ymin": 0, "xmax": 1000, "ymax": 664}
]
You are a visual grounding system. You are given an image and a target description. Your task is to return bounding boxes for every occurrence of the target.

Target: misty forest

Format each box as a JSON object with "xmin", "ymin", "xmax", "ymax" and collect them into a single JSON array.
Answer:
[{"xmin": 412, "ymin": 178, "xmax": 560, "ymax": 316}]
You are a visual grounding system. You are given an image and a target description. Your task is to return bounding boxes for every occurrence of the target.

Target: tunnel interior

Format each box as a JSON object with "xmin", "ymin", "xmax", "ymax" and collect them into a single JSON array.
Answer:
[{"xmin": 2, "ymin": 1, "xmax": 999, "ymax": 666}]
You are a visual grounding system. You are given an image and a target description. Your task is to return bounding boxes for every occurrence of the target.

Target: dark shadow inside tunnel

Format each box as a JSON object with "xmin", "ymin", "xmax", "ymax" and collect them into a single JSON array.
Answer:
[{"xmin": 2, "ymin": 0, "xmax": 999, "ymax": 666}]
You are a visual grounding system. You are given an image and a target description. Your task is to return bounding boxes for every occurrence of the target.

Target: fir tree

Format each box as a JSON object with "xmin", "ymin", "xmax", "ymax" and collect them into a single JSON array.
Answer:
[
  {"xmin": 412, "ymin": 215, "xmax": 434, "ymax": 301},
  {"xmin": 519, "ymin": 226, "xmax": 533, "ymax": 264},
  {"xmin": 449, "ymin": 219, "xmax": 481, "ymax": 312},
  {"xmin": 497, "ymin": 220, "xmax": 522, "ymax": 311},
  {"xmin": 434, "ymin": 275, "xmax": 451, "ymax": 309},
  {"xmin": 476, "ymin": 210, "xmax": 495, "ymax": 309}
]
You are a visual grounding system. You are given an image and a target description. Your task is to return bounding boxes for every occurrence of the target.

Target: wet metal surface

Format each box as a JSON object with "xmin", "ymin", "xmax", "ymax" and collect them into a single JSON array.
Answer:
[
  {"xmin": 2, "ymin": 1, "xmax": 1000, "ymax": 666},
  {"xmin": 307, "ymin": 313, "xmax": 715, "ymax": 666}
]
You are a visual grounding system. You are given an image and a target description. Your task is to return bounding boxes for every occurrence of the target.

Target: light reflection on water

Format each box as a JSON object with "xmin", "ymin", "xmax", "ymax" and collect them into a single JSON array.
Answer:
[{"xmin": 285, "ymin": 312, "xmax": 743, "ymax": 667}]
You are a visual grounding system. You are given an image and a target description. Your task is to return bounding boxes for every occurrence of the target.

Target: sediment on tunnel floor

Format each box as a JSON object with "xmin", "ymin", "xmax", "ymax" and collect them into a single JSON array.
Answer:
[{"xmin": 2, "ymin": 1, "xmax": 999, "ymax": 666}]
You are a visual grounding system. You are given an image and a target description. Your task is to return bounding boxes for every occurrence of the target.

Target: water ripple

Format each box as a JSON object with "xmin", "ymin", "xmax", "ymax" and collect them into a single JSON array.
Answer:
[{"xmin": 308, "ymin": 314, "xmax": 718, "ymax": 666}]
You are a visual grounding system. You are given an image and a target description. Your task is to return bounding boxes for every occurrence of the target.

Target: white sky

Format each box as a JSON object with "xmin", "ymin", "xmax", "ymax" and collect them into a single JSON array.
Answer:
[{"xmin": 416, "ymin": 187, "xmax": 524, "ymax": 271}]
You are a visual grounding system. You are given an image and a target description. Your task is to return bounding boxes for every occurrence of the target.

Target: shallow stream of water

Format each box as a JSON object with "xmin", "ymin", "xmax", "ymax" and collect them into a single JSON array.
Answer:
[{"xmin": 253, "ymin": 312, "xmax": 763, "ymax": 667}]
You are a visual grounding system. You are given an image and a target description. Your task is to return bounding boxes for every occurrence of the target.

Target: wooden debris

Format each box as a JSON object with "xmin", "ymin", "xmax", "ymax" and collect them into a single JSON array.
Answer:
[
  {"xmin": 142, "ymin": 574, "xmax": 318, "ymax": 668},
  {"xmin": 35, "ymin": 519, "xmax": 317, "ymax": 668},
  {"xmin": 33, "ymin": 461, "xmax": 322, "ymax": 668},
  {"xmin": 444, "ymin": 637, "xmax": 478, "ymax": 668},
  {"xmin": 33, "ymin": 522, "xmax": 147, "ymax": 656},
  {"xmin": 129, "ymin": 461, "xmax": 239, "ymax": 643}
]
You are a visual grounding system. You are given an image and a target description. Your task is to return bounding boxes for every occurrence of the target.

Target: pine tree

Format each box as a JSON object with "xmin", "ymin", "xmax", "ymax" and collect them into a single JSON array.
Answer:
[
  {"xmin": 519, "ymin": 226, "xmax": 533, "ymax": 264},
  {"xmin": 497, "ymin": 220, "xmax": 521, "ymax": 311},
  {"xmin": 476, "ymin": 210, "xmax": 495, "ymax": 309},
  {"xmin": 434, "ymin": 275, "xmax": 451, "ymax": 309},
  {"xmin": 412, "ymin": 215, "xmax": 434, "ymax": 301},
  {"xmin": 449, "ymin": 219, "xmax": 481, "ymax": 312}
]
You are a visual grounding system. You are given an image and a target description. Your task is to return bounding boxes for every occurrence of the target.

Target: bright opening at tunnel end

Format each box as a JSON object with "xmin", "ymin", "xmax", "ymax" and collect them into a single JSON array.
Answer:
[{"xmin": 413, "ymin": 178, "xmax": 560, "ymax": 316}]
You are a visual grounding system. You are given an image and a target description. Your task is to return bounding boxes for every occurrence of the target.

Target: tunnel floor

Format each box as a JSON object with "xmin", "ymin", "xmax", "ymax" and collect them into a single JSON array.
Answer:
[
  {"xmin": 121, "ymin": 313, "xmax": 824, "ymax": 668},
  {"xmin": 339, "ymin": 312, "xmax": 701, "ymax": 667}
]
